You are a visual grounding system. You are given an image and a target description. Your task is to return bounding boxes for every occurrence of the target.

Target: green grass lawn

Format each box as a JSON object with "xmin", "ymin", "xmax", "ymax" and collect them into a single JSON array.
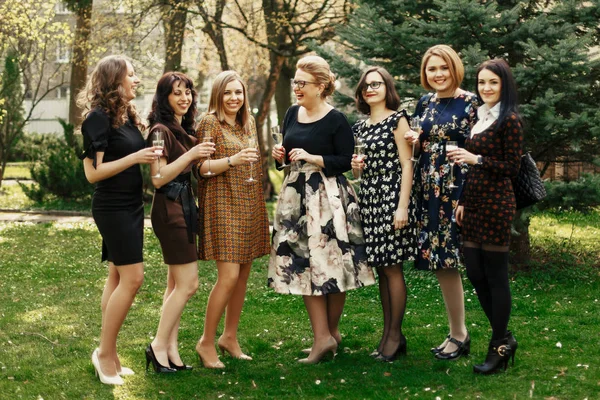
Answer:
[{"xmin": 0, "ymin": 210, "xmax": 599, "ymax": 399}]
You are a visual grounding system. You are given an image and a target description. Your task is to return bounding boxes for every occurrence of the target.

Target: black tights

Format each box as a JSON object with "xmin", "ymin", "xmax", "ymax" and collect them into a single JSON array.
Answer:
[
  {"xmin": 376, "ymin": 265, "xmax": 407, "ymax": 356},
  {"xmin": 463, "ymin": 242, "xmax": 511, "ymax": 341}
]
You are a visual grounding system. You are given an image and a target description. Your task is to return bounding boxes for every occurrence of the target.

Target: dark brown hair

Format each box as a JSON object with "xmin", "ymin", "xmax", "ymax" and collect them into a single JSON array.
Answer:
[
  {"xmin": 147, "ymin": 71, "xmax": 198, "ymax": 138},
  {"xmin": 354, "ymin": 66, "xmax": 400, "ymax": 115}
]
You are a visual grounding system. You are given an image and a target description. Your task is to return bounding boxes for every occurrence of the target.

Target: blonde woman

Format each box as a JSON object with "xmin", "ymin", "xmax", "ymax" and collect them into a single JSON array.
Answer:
[
  {"xmin": 269, "ymin": 56, "xmax": 376, "ymax": 364},
  {"xmin": 78, "ymin": 55, "xmax": 158, "ymax": 385},
  {"xmin": 195, "ymin": 71, "xmax": 270, "ymax": 369}
]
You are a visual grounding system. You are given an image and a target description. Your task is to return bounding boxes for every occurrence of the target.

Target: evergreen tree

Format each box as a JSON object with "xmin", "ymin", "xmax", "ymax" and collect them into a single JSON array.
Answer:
[{"xmin": 322, "ymin": 0, "xmax": 600, "ymax": 263}]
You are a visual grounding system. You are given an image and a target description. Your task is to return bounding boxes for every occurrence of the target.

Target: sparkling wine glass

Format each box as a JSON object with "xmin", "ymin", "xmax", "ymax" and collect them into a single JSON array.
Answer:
[
  {"xmin": 410, "ymin": 116, "xmax": 421, "ymax": 162},
  {"xmin": 354, "ymin": 136, "xmax": 366, "ymax": 182},
  {"xmin": 246, "ymin": 136, "xmax": 258, "ymax": 183},
  {"xmin": 446, "ymin": 140, "xmax": 459, "ymax": 189},
  {"xmin": 203, "ymin": 136, "xmax": 215, "ymax": 176},
  {"xmin": 151, "ymin": 131, "xmax": 164, "ymax": 179},
  {"xmin": 271, "ymin": 125, "xmax": 287, "ymax": 167}
]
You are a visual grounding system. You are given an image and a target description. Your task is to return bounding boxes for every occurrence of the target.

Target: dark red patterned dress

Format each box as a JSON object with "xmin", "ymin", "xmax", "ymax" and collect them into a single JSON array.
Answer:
[{"xmin": 460, "ymin": 113, "xmax": 524, "ymax": 246}]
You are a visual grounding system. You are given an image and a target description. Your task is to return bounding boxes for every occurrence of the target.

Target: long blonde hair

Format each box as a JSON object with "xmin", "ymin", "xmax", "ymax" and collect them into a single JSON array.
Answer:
[
  {"xmin": 76, "ymin": 55, "xmax": 144, "ymax": 130},
  {"xmin": 207, "ymin": 70, "xmax": 251, "ymax": 133}
]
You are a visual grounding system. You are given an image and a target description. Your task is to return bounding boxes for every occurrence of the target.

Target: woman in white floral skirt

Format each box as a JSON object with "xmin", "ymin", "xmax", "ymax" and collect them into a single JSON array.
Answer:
[{"xmin": 268, "ymin": 55, "xmax": 376, "ymax": 364}]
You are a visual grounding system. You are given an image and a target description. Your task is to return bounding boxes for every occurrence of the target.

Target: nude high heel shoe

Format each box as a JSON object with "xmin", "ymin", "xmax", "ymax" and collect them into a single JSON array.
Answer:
[
  {"xmin": 195, "ymin": 342, "xmax": 225, "ymax": 369},
  {"xmin": 217, "ymin": 341, "xmax": 253, "ymax": 360},
  {"xmin": 298, "ymin": 337, "xmax": 337, "ymax": 364}
]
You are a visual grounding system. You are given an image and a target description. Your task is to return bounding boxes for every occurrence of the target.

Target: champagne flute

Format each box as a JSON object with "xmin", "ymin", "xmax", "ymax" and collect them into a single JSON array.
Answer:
[
  {"xmin": 246, "ymin": 136, "xmax": 258, "ymax": 183},
  {"xmin": 151, "ymin": 131, "xmax": 164, "ymax": 179},
  {"xmin": 203, "ymin": 136, "xmax": 215, "ymax": 176},
  {"xmin": 410, "ymin": 116, "xmax": 421, "ymax": 162},
  {"xmin": 354, "ymin": 136, "xmax": 366, "ymax": 182},
  {"xmin": 446, "ymin": 140, "xmax": 459, "ymax": 189},
  {"xmin": 271, "ymin": 125, "xmax": 287, "ymax": 167}
]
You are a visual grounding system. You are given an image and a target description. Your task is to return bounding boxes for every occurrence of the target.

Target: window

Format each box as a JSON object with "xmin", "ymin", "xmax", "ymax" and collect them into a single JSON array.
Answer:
[
  {"xmin": 55, "ymin": 1, "xmax": 71, "ymax": 14},
  {"xmin": 56, "ymin": 86, "xmax": 70, "ymax": 99},
  {"xmin": 56, "ymin": 41, "xmax": 70, "ymax": 63}
]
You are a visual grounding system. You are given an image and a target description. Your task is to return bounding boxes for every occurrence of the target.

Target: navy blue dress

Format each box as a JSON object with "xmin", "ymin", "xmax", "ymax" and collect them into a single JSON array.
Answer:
[{"xmin": 413, "ymin": 92, "xmax": 478, "ymax": 270}]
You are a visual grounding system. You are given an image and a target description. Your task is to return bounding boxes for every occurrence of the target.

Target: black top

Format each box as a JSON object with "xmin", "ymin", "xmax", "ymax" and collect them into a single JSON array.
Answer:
[
  {"xmin": 79, "ymin": 108, "xmax": 145, "ymax": 209},
  {"xmin": 280, "ymin": 105, "xmax": 353, "ymax": 177}
]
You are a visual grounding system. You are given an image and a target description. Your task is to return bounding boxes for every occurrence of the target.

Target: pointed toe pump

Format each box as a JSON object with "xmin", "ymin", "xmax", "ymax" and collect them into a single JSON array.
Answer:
[
  {"xmin": 145, "ymin": 345, "xmax": 177, "ymax": 373},
  {"xmin": 92, "ymin": 349, "xmax": 124, "ymax": 385}
]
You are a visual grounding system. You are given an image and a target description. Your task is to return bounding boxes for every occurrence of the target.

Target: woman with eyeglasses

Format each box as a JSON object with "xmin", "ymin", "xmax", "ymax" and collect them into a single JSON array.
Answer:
[
  {"xmin": 269, "ymin": 55, "xmax": 376, "ymax": 364},
  {"xmin": 350, "ymin": 66, "xmax": 417, "ymax": 362},
  {"xmin": 404, "ymin": 45, "xmax": 478, "ymax": 361}
]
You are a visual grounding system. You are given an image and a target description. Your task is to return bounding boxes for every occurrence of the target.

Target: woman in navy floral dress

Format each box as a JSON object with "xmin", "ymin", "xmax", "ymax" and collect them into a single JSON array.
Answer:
[
  {"xmin": 351, "ymin": 66, "xmax": 416, "ymax": 361},
  {"xmin": 405, "ymin": 45, "xmax": 478, "ymax": 360}
]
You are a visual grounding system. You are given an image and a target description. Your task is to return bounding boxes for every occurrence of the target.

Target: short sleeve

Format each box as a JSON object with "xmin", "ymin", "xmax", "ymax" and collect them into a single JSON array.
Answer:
[
  {"xmin": 79, "ymin": 110, "xmax": 110, "ymax": 168},
  {"xmin": 196, "ymin": 114, "xmax": 223, "ymax": 143},
  {"xmin": 147, "ymin": 124, "xmax": 173, "ymax": 162}
]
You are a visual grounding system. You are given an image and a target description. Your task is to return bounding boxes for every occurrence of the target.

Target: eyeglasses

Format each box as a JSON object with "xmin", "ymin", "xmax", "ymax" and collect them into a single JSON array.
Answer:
[
  {"xmin": 290, "ymin": 79, "xmax": 318, "ymax": 89},
  {"xmin": 363, "ymin": 81, "xmax": 384, "ymax": 91}
]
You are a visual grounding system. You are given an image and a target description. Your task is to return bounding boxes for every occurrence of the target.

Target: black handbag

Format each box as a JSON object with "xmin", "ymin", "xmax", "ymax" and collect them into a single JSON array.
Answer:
[{"xmin": 512, "ymin": 152, "xmax": 546, "ymax": 210}]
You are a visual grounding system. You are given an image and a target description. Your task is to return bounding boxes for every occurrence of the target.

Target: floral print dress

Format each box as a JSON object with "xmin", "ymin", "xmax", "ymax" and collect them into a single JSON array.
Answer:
[
  {"xmin": 352, "ymin": 110, "xmax": 417, "ymax": 268},
  {"xmin": 413, "ymin": 92, "xmax": 478, "ymax": 270}
]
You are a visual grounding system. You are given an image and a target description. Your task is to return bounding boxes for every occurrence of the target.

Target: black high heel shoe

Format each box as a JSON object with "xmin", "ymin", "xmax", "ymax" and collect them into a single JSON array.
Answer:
[
  {"xmin": 473, "ymin": 338, "xmax": 513, "ymax": 374},
  {"xmin": 145, "ymin": 345, "xmax": 176, "ymax": 373},
  {"xmin": 168, "ymin": 359, "xmax": 193, "ymax": 371},
  {"xmin": 505, "ymin": 330, "xmax": 518, "ymax": 366},
  {"xmin": 430, "ymin": 334, "xmax": 450, "ymax": 355},
  {"xmin": 376, "ymin": 335, "xmax": 407, "ymax": 362},
  {"xmin": 435, "ymin": 334, "xmax": 470, "ymax": 360}
]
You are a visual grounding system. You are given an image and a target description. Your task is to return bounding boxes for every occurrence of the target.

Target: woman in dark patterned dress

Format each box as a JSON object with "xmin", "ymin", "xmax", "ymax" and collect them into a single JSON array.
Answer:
[
  {"xmin": 195, "ymin": 71, "xmax": 270, "ymax": 369},
  {"xmin": 405, "ymin": 45, "xmax": 478, "ymax": 360},
  {"xmin": 450, "ymin": 59, "xmax": 523, "ymax": 374},
  {"xmin": 78, "ymin": 55, "xmax": 159, "ymax": 385},
  {"xmin": 269, "ymin": 56, "xmax": 376, "ymax": 364},
  {"xmin": 350, "ymin": 66, "xmax": 417, "ymax": 361},
  {"xmin": 145, "ymin": 72, "xmax": 215, "ymax": 373}
]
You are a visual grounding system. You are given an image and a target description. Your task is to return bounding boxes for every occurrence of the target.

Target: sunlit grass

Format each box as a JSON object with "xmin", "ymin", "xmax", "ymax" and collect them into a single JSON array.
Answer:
[{"xmin": 0, "ymin": 210, "xmax": 599, "ymax": 399}]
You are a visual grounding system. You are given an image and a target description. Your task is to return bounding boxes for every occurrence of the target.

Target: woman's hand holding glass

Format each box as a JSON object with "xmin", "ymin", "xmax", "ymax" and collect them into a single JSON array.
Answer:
[
  {"xmin": 446, "ymin": 147, "xmax": 478, "ymax": 165},
  {"xmin": 271, "ymin": 126, "xmax": 287, "ymax": 167},
  {"xmin": 288, "ymin": 148, "xmax": 314, "ymax": 163},
  {"xmin": 189, "ymin": 141, "xmax": 216, "ymax": 161}
]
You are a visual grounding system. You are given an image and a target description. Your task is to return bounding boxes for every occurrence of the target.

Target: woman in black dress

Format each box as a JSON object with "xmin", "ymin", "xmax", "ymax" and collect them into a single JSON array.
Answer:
[
  {"xmin": 404, "ymin": 45, "xmax": 478, "ymax": 360},
  {"xmin": 350, "ymin": 66, "xmax": 416, "ymax": 361},
  {"xmin": 450, "ymin": 59, "xmax": 523, "ymax": 374},
  {"xmin": 269, "ymin": 56, "xmax": 375, "ymax": 364},
  {"xmin": 145, "ymin": 72, "xmax": 215, "ymax": 373},
  {"xmin": 78, "ymin": 55, "xmax": 158, "ymax": 385}
]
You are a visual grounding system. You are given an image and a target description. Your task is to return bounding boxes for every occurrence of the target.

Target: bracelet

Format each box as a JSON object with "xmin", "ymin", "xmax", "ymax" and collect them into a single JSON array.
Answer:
[{"xmin": 227, "ymin": 157, "xmax": 233, "ymax": 167}]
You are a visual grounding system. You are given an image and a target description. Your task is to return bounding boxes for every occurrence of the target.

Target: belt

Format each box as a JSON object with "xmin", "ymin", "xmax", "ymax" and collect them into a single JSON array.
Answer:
[{"xmin": 156, "ymin": 172, "xmax": 197, "ymax": 244}]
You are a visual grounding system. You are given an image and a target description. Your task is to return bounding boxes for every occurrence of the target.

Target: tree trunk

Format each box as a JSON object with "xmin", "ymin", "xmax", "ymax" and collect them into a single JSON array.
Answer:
[
  {"xmin": 68, "ymin": 1, "xmax": 92, "ymax": 126},
  {"xmin": 274, "ymin": 59, "xmax": 294, "ymax": 125},
  {"xmin": 255, "ymin": 54, "xmax": 285, "ymax": 199},
  {"xmin": 163, "ymin": 0, "xmax": 189, "ymax": 73},
  {"xmin": 200, "ymin": 0, "xmax": 228, "ymax": 71},
  {"xmin": 509, "ymin": 209, "xmax": 531, "ymax": 265}
]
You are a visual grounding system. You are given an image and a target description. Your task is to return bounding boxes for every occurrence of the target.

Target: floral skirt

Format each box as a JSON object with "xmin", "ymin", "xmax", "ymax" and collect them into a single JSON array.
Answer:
[{"xmin": 268, "ymin": 162, "xmax": 376, "ymax": 296}]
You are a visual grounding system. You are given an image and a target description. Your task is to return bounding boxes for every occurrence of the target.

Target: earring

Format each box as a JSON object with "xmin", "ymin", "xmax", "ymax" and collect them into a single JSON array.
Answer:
[{"xmin": 316, "ymin": 92, "xmax": 321, "ymax": 98}]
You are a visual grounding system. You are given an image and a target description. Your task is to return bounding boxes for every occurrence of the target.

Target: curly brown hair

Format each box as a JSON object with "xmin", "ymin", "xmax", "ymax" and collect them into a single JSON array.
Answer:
[{"xmin": 76, "ymin": 55, "xmax": 144, "ymax": 131}]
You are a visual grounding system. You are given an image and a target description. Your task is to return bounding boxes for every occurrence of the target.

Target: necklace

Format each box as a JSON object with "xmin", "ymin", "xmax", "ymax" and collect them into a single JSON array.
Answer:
[{"xmin": 429, "ymin": 95, "xmax": 456, "ymax": 137}]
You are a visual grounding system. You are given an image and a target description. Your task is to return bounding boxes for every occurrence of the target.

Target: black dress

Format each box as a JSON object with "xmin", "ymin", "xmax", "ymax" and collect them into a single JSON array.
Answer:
[
  {"xmin": 147, "ymin": 124, "xmax": 198, "ymax": 265},
  {"xmin": 352, "ymin": 111, "xmax": 417, "ymax": 268},
  {"xmin": 79, "ymin": 108, "xmax": 145, "ymax": 266}
]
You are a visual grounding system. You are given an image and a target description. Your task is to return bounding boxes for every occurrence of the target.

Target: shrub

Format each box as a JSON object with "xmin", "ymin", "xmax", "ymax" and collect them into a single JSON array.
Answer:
[
  {"xmin": 21, "ymin": 119, "xmax": 93, "ymax": 201},
  {"xmin": 9, "ymin": 133, "xmax": 62, "ymax": 162},
  {"xmin": 538, "ymin": 173, "xmax": 600, "ymax": 213}
]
